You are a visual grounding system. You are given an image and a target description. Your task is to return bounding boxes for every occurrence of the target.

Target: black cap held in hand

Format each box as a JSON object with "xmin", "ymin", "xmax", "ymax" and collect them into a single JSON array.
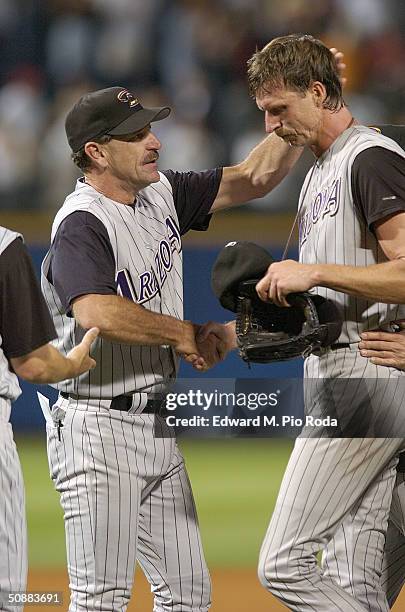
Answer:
[
  {"xmin": 211, "ymin": 241, "xmax": 274, "ymax": 312},
  {"xmin": 65, "ymin": 87, "xmax": 171, "ymax": 153}
]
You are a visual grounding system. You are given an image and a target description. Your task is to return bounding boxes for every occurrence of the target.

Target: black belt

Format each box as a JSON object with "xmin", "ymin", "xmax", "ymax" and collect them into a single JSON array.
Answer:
[
  {"xmin": 60, "ymin": 392, "xmax": 166, "ymax": 415},
  {"xmin": 330, "ymin": 343, "xmax": 350, "ymax": 351}
]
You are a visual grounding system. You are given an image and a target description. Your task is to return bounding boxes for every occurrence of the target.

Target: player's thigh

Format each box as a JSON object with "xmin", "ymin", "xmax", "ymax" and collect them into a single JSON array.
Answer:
[
  {"xmin": 47, "ymin": 406, "xmax": 145, "ymax": 609},
  {"xmin": 137, "ymin": 444, "xmax": 211, "ymax": 612},
  {"xmin": 321, "ymin": 455, "xmax": 398, "ymax": 610},
  {"xmin": 260, "ymin": 437, "xmax": 404, "ymax": 563}
]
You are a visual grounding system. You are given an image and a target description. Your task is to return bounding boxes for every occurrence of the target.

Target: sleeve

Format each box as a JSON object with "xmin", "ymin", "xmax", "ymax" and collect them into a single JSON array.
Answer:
[
  {"xmin": 351, "ymin": 147, "xmax": 405, "ymax": 230},
  {"xmin": 163, "ymin": 168, "xmax": 223, "ymax": 235},
  {"xmin": 48, "ymin": 211, "xmax": 117, "ymax": 315},
  {"xmin": 0, "ymin": 238, "xmax": 56, "ymax": 358}
]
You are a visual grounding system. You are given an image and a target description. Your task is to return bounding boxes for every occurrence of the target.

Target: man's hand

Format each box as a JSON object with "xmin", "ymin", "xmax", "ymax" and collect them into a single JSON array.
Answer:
[
  {"xmin": 256, "ymin": 260, "xmax": 318, "ymax": 307},
  {"xmin": 198, "ymin": 321, "xmax": 238, "ymax": 353},
  {"xmin": 66, "ymin": 327, "xmax": 99, "ymax": 376},
  {"xmin": 175, "ymin": 321, "xmax": 208, "ymax": 370},
  {"xmin": 183, "ymin": 322, "xmax": 236, "ymax": 371},
  {"xmin": 330, "ymin": 48, "xmax": 347, "ymax": 87},
  {"xmin": 359, "ymin": 330, "xmax": 405, "ymax": 368}
]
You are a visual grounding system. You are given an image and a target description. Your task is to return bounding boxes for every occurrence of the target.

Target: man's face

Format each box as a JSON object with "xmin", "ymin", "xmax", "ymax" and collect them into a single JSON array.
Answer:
[
  {"xmin": 256, "ymin": 85, "xmax": 322, "ymax": 147},
  {"xmin": 102, "ymin": 125, "xmax": 162, "ymax": 190}
]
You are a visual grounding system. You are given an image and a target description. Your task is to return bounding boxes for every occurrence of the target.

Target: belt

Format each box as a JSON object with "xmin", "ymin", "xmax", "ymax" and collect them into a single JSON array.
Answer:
[
  {"xmin": 330, "ymin": 343, "xmax": 350, "ymax": 351},
  {"xmin": 60, "ymin": 392, "xmax": 167, "ymax": 415}
]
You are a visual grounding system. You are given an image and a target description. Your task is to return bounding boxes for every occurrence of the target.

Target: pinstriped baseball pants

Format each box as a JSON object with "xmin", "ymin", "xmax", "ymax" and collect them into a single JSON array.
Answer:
[
  {"xmin": 258, "ymin": 347, "xmax": 405, "ymax": 611},
  {"xmin": 323, "ymin": 470, "xmax": 405, "ymax": 609},
  {"xmin": 46, "ymin": 399, "xmax": 211, "ymax": 612},
  {"xmin": 0, "ymin": 417, "xmax": 27, "ymax": 612}
]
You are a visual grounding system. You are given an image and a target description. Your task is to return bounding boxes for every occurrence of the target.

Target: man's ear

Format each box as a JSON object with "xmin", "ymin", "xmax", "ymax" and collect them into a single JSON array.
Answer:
[
  {"xmin": 311, "ymin": 81, "xmax": 327, "ymax": 107},
  {"xmin": 84, "ymin": 141, "xmax": 108, "ymax": 168}
]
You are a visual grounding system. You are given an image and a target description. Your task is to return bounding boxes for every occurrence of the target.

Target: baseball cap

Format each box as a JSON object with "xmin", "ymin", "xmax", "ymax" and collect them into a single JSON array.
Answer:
[
  {"xmin": 211, "ymin": 241, "xmax": 274, "ymax": 312},
  {"xmin": 65, "ymin": 86, "xmax": 171, "ymax": 152}
]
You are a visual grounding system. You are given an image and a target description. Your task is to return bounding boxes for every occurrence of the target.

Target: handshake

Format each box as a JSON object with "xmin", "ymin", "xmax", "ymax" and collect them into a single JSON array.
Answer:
[{"xmin": 175, "ymin": 320, "xmax": 237, "ymax": 371}]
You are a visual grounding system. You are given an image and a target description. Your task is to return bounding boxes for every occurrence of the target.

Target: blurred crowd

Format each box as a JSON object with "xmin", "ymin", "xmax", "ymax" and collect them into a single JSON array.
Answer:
[{"xmin": 0, "ymin": 0, "xmax": 404, "ymax": 211}]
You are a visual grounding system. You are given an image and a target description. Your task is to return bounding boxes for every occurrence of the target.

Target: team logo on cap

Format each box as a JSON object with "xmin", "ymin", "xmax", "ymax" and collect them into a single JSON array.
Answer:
[{"xmin": 117, "ymin": 89, "xmax": 140, "ymax": 108}]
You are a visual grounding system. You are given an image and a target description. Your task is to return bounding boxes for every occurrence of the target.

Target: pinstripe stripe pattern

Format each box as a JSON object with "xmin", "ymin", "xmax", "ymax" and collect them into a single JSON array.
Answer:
[
  {"xmin": 47, "ymin": 398, "xmax": 211, "ymax": 611},
  {"xmin": 258, "ymin": 437, "xmax": 404, "ymax": 611},
  {"xmin": 259, "ymin": 126, "xmax": 405, "ymax": 609},
  {"xmin": 299, "ymin": 126, "xmax": 405, "ymax": 344},
  {"xmin": 0, "ymin": 419, "xmax": 27, "ymax": 611},
  {"xmin": 325, "ymin": 464, "xmax": 405, "ymax": 609},
  {"xmin": 0, "ymin": 227, "xmax": 27, "ymax": 608},
  {"xmin": 41, "ymin": 174, "xmax": 182, "ymax": 400},
  {"xmin": 42, "ymin": 177, "xmax": 211, "ymax": 609}
]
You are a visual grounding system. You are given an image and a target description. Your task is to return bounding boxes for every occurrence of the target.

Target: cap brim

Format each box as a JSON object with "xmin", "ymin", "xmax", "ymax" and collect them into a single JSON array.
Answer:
[{"xmin": 107, "ymin": 106, "xmax": 171, "ymax": 137}]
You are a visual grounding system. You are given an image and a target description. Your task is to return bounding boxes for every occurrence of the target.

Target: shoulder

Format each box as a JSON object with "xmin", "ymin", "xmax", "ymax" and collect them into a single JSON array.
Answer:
[
  {"xmin": 52, "ymin": 180, "xmax": 110, "ymax": 241},
  {"xmin": 348, "ymin": 126, "xmax": 405, "ymax": 158},
  {"xmin": 0, "ymin": 226, "xmax": 22, "ymax": 256}
]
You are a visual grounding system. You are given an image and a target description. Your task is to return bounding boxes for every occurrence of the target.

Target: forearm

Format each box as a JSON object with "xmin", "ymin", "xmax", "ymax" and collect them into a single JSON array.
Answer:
[
  {"xmin": 11, "ymin": 344, "xmax": 76, "ymax": 384},
  {"xmin": 240, "ymin": 132, "xmax": 303, "ymax": 197},
  {"xmin": 73, "ymin": 294, "xmax": 190, "ymax": 347},
  {"xmin": 211, "ymin": 134, "xmax": 303, "ymax": 211},
  {"xmin": 315, "ymin": 259, "xmax": 405, "ymax": 303}
]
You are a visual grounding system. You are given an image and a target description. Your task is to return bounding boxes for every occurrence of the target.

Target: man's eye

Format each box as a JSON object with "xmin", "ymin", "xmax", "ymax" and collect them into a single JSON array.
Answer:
[{"xmin": 271, "ymin": 106, "xmax": 285, "ymax": 115}]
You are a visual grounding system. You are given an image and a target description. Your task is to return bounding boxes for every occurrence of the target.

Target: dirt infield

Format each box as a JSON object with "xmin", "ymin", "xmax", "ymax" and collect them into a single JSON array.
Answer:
[
  {"xmin": 28, "ymin": 568, "xmax": 404, "ymax": 610},
  {"xmin": 27, "ymin": 568, "xmax": 285, "ymax": 610}
]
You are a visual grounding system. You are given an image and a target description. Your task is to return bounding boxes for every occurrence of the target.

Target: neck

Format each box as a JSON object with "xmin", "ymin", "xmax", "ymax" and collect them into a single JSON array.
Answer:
[
  {"xmin": 84, "ymin": 173, "xmax": 139, "ymax": 205},
  {"xmin": 310, "ymin": 107, "xmax": 355, "ymax": 158}
]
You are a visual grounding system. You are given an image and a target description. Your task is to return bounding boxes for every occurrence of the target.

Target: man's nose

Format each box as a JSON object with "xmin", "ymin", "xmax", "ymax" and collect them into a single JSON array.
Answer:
[
  {"xmin": 265, "ymin": 112, "xmax": 281, "ymax": 134},
  {"xmin": 148, "ymin": 131, "xmax": 161, "ymax": 149}
]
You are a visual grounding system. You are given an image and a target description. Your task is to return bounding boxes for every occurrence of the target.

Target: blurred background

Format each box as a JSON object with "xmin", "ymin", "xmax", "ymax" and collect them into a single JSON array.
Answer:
[
  {"xmin": 0, "ymin": 0, "xmax": 404, "ymax": 211},
  {"xmin": 3, "ymin": 0, "xmax": 405, "ymax": 609}
]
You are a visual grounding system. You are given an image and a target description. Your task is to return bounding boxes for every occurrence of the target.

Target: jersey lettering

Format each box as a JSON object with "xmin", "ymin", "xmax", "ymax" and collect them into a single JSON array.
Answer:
[
  {"xmin": 165, "ymin": 216, "xmax": 182, "ymax": 253},
  {"xmin": 300, "ymin": 178, "xmax": 341, "ymax": 246},
  {"xmin": 116, "ymin": 269, "xmax": 138, "ymax": 302},
  {"xmin": 138, "ymin": 271, "xmax": 159, "ymax": 303}
]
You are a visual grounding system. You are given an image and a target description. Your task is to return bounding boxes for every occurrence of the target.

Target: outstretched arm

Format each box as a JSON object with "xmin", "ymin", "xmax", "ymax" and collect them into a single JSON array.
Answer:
[
  {"xmin": 11, "ymin": 328, "xmax": 99, "ymax": 384},
  {"xmin": 210, "ymin": 134, "xmax": 303, "ymax": 212}
]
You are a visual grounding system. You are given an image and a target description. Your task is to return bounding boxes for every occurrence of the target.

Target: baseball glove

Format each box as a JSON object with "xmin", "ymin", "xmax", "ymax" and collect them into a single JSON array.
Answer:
[
  {"xmin": 210, "ymin": 241, "xmax": 343, "ymax": 364},
  {"xmin": 235, "ymin": 279, "xmax": 342, "ymax": 363}
]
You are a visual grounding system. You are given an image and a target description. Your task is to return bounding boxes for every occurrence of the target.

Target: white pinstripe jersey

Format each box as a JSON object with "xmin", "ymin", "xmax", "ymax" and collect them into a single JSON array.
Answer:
[
  {"xmin": 299, "ymin": 125, "xmax": 405, "ymax": 343},
  {"xmin": 0, "ymin": 227, "xmax": 23, "ymax": 415},
  {"xmin": 41, "ymin": 173, "xmax": 183, "ymax": 399}
]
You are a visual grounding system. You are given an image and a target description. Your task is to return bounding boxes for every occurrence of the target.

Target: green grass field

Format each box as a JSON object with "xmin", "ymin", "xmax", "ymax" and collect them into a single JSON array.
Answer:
[{"xmin": 16, "ymin": 435, "xmax": 293, "ymax": 569}]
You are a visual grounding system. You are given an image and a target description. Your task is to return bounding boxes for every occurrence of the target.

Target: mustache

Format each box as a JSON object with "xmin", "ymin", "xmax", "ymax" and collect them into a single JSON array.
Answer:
[{"xmin": 144, "ymin": 152, "xmax": 159, "ymax": 163}]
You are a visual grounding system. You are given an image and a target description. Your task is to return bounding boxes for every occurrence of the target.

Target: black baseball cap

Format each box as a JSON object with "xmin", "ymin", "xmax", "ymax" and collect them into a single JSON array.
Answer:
[
  {"xmin": 65, "ymin": 86, "xmax": 171, "ymax": 153},
  {"xmin": 211, "ymin": 241, "xmax": 274, "ymax": 312}
]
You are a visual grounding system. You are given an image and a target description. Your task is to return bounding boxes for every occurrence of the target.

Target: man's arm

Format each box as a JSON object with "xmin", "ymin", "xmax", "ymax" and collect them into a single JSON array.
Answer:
[
  {"xmin": 0, "ymin": 236, "xmax": 99, "ymax": 384},
  {"xmin": 11, "ymin": 328, "xmax": 99, "ymax": 384},
  {"xmin": 210, "ymin": 134, "xmax": 303, "ymax": 212},
  {"xmin": 256, "ymin": 220, "xmax": 405, "ymax": 307},
  {"xmin": 72, "ymin": 294, "xmax": 201, "ymax": 357},
  {"xmin": 257, "ymin": 145, "xmax": 405, "ymax": 307},
  {"xmin": 256, "ymin": 253, "xmax": 405, "ymax": 308}
]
